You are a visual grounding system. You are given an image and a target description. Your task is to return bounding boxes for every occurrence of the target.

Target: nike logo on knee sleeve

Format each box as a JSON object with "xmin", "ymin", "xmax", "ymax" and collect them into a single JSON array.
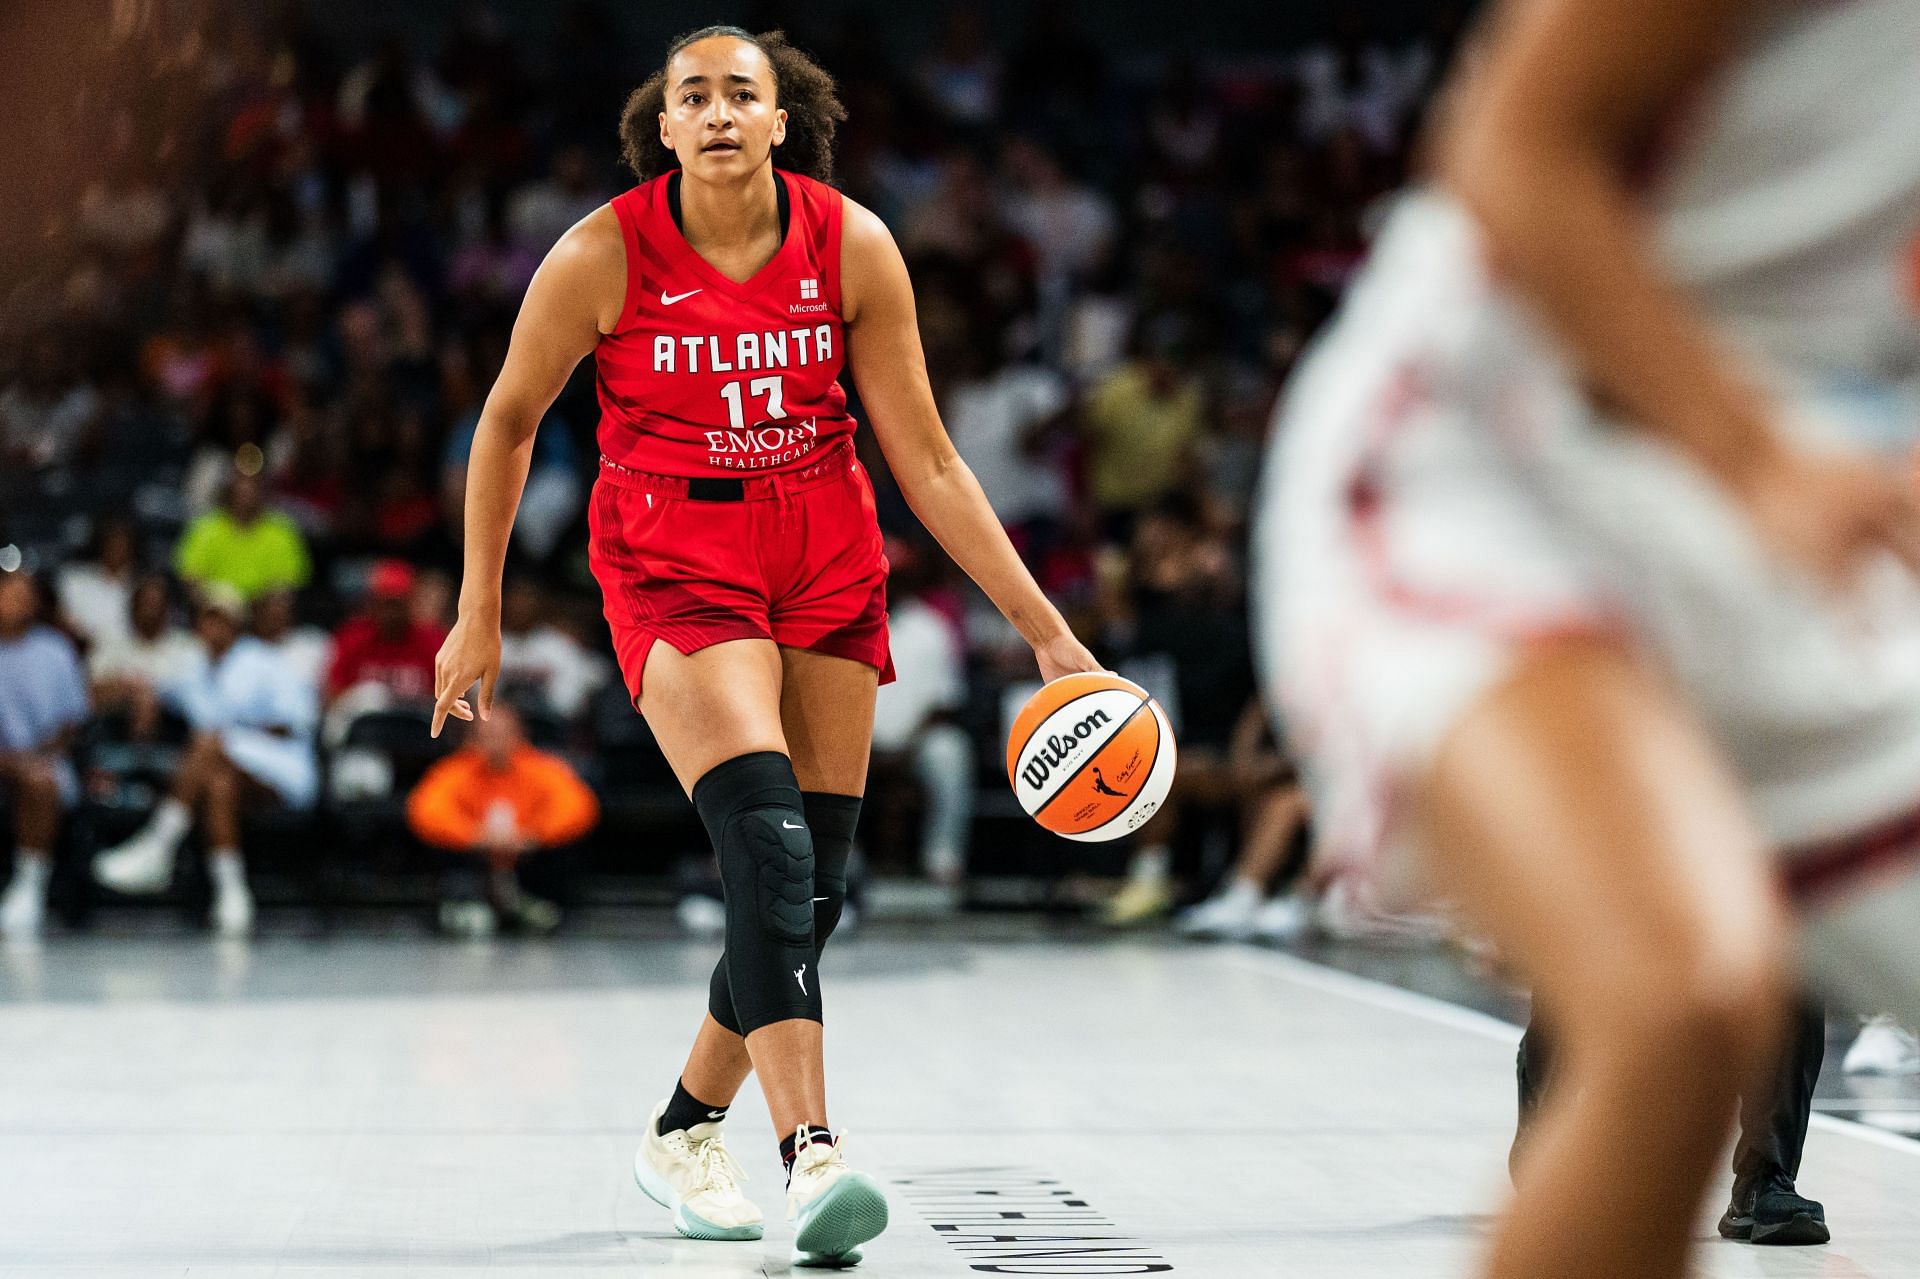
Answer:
[
  {"xmin": 783, "ymin": 820, "xmax": 803, "ymax": 830},
  {"xmin": 794, "ymin": 963, "xmax": 808, "ymax": 995}
]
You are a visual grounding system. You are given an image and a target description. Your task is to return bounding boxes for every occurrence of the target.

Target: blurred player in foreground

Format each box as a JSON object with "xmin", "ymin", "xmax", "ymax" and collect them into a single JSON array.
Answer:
[{"xmin": 1255, "ymin": 0, "xmax": 1920, "ymax": 1276}]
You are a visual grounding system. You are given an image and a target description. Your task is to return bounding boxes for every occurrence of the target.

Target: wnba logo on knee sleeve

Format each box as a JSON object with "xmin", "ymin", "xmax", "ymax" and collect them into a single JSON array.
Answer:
[{"xmin": 794, "ymin": 964, "xmax": 808, "ymax": 995}]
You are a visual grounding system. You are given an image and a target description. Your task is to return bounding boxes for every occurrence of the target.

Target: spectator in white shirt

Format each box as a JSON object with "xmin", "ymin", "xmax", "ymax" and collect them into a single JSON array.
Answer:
[
  {"xmin": 1295, "ymin": 17, "xmax": 1421, "ymax": 152},
  {"xmin": 997, "ymin": 137, "xmax": 1117, "ymax": 358},
  {"xmin": 0, "ymin": 335, "xmax": 103, "ymax": 472},
  {"xmin": 506, "ymin": 145, "xmax": 605, "ymax": 255},
  {"xmin": 251, "ymin": 588, "xmax": 333, "ymax": 695},
  {"xmin": 915, "ymin": 8, "xmax": 1004, "ymax": 127},
  {"xmin": 0, "ymin": 568, "xmax": 89, "ymax": 939},
  {"xmin": 93, "ymin": 584, "xmax": 319, "ymax": 936},
  {"xmin": 497, "ymin": 578, "xmax": 609, "ymax": 723},
  {"xmin": 56, "ymin": 517, "xmax": 141, "ymax": 652},
  {"xmin": 941, "ymin": 345, "xmax": 1073, "ymax": 559},
  {"xmin": 90, "ymin": 575, "xmax": 202, "ymax": 740},
  {"xmin": 870, "ymin": 553, "xmax": 974, "ymax": 890}
]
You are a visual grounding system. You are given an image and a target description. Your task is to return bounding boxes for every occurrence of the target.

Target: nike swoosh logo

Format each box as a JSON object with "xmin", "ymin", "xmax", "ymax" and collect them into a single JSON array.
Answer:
[
  {"xmin": 660, "ymin": 288, "xmax": 702, "ymax": 305},
  {"xmin": 783, "ymin": 820, "xmax": 803, "ymax": 830},
  {"xmin": 706, "ymin": 1109, "xmax": 727, "ymax": 1119}
]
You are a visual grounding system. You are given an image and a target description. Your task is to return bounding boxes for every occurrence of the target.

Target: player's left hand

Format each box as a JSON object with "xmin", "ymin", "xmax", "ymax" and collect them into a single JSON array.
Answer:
[{"xmin": 1034, "ymin": 632, "xmax": 1103, "ymax": 683}]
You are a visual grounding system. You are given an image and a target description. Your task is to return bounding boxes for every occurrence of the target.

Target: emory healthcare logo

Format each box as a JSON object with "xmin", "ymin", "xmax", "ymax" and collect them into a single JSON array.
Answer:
[{"xmin": 791, "ymin": 276, "xmax": 827, "ymax": 314}]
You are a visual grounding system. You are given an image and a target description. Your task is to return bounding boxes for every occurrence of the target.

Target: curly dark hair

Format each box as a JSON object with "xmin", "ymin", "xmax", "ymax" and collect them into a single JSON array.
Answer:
[{"xmin": 619, "ymin": 26, "xmax": 846, "ymax": 185}]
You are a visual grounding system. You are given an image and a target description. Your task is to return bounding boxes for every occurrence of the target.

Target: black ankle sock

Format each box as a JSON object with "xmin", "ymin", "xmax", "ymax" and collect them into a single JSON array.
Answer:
[
  {"xmin": 660, "ymin": 1079, "xmax": 728, "ymax": 1135},
  {"xmin": 780, "ymin": 1124, "xmax": 834, "ymax": 1173}
]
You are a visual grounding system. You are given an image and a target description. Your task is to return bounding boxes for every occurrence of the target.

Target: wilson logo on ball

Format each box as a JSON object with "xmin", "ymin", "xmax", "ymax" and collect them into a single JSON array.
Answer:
[{"xmin": 1018, "ymin": 709, "xmax": 1115, "ymax": 791}]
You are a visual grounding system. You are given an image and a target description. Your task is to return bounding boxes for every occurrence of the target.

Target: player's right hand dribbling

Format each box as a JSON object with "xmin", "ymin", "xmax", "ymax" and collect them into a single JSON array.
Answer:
[{"xmin": 431, "ymin": 611, "xmax": 502, "ymax": 738}]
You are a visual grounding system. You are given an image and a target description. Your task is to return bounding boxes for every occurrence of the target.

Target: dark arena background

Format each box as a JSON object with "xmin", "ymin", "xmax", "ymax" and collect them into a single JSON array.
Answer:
[{"xmin": 1, "ymin": 2, "xmax": 1917, "ymax": 1276}]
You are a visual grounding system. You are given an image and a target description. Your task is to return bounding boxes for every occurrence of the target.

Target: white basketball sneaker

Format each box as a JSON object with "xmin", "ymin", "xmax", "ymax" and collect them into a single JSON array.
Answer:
[
  {"xmin": 0, "ymin": 870, "xmax": 46, "ymax": 941},
  {"xmin": 1174, "ymin": 880, "xmax": 1262, "ymax": 940},
  {"xmin": 95, "ymin": 832, "xmax": 177, "ymax": 894},
  {"xmin": 786, "ymin": 1129, "xmax": 888, "ymax": 1268},
  {"xmin": 1843, "ymin": 1017, "xmax": 1920, "ymax": 1076},
  {"xmin": 633, "ymin": 1101, "xmax": 763, "ymax": 1241},
  {"xmin": 213, "ymin": 879, "xmax": 254, "ymax": 938},
  {"xmin": 1251, "ymin": 894, "xmax": 1311, "ymax": 945}
]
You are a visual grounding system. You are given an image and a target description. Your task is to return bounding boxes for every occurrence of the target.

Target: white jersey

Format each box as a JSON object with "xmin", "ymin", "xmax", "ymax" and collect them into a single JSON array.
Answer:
[{"xmin": 1649, "ymin": 0, "xmax": 1920, "ymax": 395}]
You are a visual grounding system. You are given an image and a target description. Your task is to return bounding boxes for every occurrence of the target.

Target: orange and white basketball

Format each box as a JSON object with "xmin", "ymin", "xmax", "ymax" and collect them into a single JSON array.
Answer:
[{"xmin": 1006, "ymin": 672, "xmax": 1177, "ymax": 842}]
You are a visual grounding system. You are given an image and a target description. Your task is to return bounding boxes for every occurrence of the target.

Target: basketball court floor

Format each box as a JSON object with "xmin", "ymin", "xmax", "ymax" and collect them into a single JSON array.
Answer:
[{"xmin": 2, "ymin": 919, "xmax": 1917, "ymax": 1277}]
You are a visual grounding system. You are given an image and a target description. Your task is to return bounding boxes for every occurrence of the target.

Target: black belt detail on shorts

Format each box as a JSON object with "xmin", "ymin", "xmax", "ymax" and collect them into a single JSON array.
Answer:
[{"xmin": 687, "ymin": 477, "xmax": 747, "ymax": 502}]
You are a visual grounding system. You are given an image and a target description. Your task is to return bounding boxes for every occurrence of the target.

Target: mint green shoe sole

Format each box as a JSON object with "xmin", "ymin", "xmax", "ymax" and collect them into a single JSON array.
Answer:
[
  {"xmin": 632, "ymin": 1151, "xmax": 764, "ymax": 1241},
  {"xmin": 793, "ymin": 1244, "xmax": 864, "ymax": 1269},
  {"xmin": 792, "ymin": 1172, "xmax": 888, "ymax": 1266}
]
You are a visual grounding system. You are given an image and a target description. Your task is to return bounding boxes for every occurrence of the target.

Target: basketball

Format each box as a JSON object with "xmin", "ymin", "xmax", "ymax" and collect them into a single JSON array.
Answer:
[{"xmin": 1006, "ymin": 672, "xmax": 1177, "ymax": 842}]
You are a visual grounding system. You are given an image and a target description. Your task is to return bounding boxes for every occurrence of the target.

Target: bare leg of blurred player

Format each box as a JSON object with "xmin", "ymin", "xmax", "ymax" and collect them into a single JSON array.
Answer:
[{"xmin": 1417, "ymin": 639, "xmax": 1790, "ymax": 1279}]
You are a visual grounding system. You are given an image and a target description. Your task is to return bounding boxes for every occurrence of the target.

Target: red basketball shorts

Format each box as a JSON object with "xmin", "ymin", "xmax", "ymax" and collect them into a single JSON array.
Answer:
[{"xmin": 587, "ymin": 442, "xmax": 894, "ymax": 703}]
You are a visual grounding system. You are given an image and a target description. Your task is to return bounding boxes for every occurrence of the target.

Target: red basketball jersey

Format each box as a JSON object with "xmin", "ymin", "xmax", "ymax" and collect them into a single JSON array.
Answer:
[{"xmin": 595, "ymin": 169, "xmax": 854, "ymax": 476}]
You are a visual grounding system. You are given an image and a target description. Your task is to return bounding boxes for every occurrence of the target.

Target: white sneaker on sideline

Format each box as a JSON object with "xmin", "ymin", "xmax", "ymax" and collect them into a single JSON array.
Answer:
[
  {"xmin": 438, "ymin": 900, "xmax": 496, "ymax": 939},
  {"xmin": 786, "ymin": 1129, "xmax": 887, "ymax": 1268},
  {"xmin": 676, "ymin": 893, "xmax": 726, "ymax": 939},
  {"xmin": 1252, "ymin": 894, "xmax": 1311, "ymax": 945},
  {"xmin": 1175, "ymin": 885, "xmax": 1261, "ymax": 940},
  {"xmin": 1843, "ymin": 1017, "xmax": 1920, "ymax": 1076},
  {"xmin": 1101, "ymin": 875, "xmax": 1173, "ymax": 928},
  {"xmin": 511, "ymin": 895, "xmax": 562, "ymax": 934},
  {"xmin": 0, "ymin": 875, "xmax": 45, "ymax": 941},
  {"xmin": 633, "ymin": 1100, "xmax": 763, "ymax": 1240},
  {"xmin": 95, "ymin": 834, "xmax": 176, "ymax": 894},
  {"xmin": 213, "ymin": 880, "xmax": 254, "ymax": 938}
]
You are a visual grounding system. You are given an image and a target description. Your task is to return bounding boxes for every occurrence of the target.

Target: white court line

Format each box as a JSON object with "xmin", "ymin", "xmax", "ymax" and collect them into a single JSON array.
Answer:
[{"xmin": 1216, "ymin": 945, "xmax": 1920, "ymax": 1160}]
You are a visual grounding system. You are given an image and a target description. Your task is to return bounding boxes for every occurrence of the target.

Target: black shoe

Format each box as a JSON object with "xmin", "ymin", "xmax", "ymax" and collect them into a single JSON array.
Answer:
[{"xmin": 1717, "ymin": 1173, "xmax": 1829, "ymax": 1246}]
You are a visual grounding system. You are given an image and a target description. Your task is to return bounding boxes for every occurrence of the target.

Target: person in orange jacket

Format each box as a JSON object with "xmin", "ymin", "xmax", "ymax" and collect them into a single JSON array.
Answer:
[{"xmin": 406, "ymin": 702, "xmax": 598, "ymax": 935}]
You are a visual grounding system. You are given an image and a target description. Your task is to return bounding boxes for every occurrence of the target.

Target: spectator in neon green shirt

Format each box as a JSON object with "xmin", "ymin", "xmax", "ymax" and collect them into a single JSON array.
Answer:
[{"xmin": 174, "ymin": 471, "xmax": 311, "ymax": 602}]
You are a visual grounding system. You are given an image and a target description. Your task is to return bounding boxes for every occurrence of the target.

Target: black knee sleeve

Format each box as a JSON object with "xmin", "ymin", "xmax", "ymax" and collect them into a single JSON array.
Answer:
[
  {"xmin": 707, "ymin": 790, "xmax": 863, "ymax": 1036},
  {"xmin": 708, "ymin": 956, "xmax": 742, "ymax": 1035},
  {"xmin": 804, "ymin": 792, "xmax": 861, "ymax": 956},
  {"xmin": 694, "ymin": 752, "xmax": 820, "ymax": 1034}
]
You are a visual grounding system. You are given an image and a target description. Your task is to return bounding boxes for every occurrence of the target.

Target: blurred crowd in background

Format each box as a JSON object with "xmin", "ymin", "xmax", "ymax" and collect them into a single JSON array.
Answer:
[{"xmin": 0, "ymin": 0, "xmax": 1467, "ymax": 939}]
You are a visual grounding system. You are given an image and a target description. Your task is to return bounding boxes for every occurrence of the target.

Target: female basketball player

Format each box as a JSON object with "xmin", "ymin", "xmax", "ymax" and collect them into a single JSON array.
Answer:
[
  {"xmin": 430, "ymin": 26, "xmax": 1098, "ymax": 1268},
  {"xmin": 1256, "ymin": 1, "xmax": 1920, "ymax": 1276}
]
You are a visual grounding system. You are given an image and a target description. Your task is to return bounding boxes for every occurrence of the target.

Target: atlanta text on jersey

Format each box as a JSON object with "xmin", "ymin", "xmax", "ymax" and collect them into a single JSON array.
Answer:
[{"xmin": 650, "ymin": 324, "xmax": 836, "ymax": 375}]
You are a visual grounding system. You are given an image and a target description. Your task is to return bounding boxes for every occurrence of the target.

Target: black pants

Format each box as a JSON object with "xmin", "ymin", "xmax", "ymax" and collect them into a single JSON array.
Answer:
[
  {"xmin": 1517, "ymin": 997, "xmax": 1826, "ymax": 1192},
  {"xmin": 438, "ymin": 844, "xmax": 570, "ymax": 904}
]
